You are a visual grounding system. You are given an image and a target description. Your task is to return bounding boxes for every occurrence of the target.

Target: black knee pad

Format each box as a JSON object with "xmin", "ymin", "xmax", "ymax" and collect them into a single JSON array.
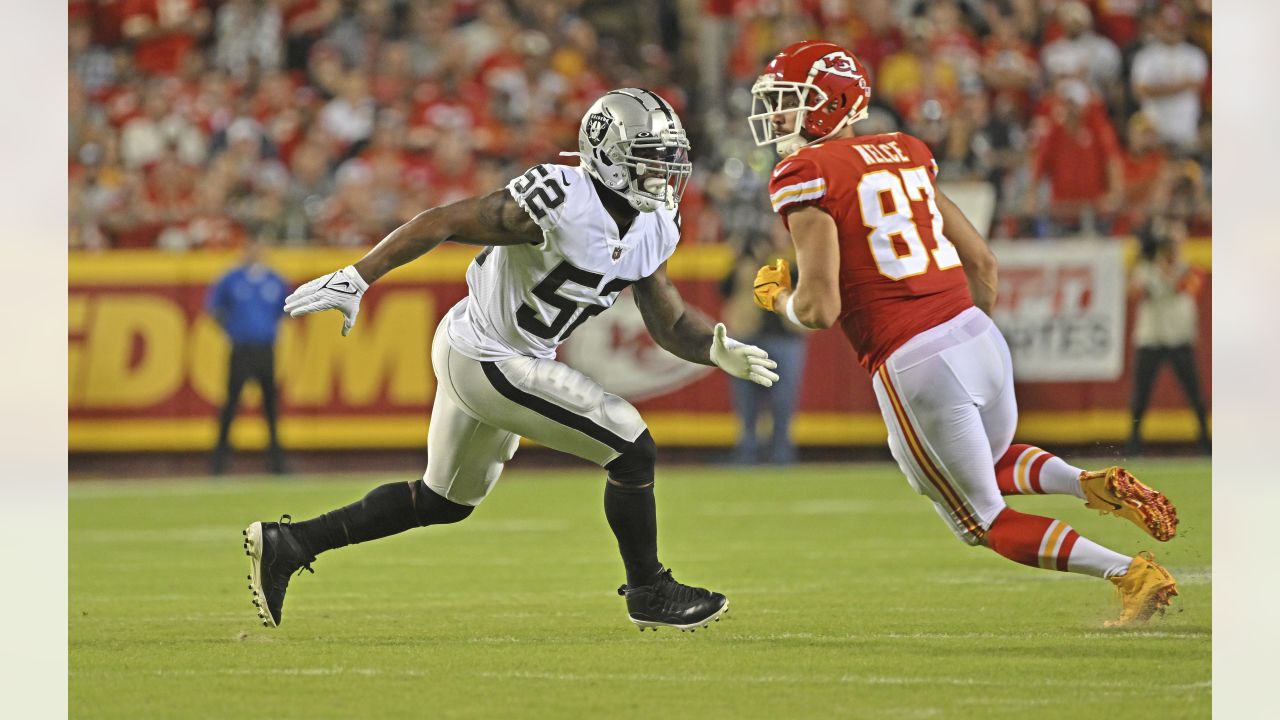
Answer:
[
  {"xmin": 605, "ymin": 430, "xmax": 657, "ymax": 487},
  {"xmin": 410, "ymin": 479, "xmax": 475, "ymax": 525}
]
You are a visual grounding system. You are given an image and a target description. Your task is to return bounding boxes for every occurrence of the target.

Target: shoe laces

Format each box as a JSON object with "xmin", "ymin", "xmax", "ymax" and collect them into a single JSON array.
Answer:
[
  {"xmin": 277, "ymin": 514, "xmax": 315, "ymax": 576},
  {"xmin": 651, "ymin": 569, "xmax": 710, "ymax": 604}
]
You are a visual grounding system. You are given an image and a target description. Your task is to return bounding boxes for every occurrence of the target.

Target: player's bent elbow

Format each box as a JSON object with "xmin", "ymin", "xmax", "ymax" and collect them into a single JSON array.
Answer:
[
  {"xmin": 808, "ymin": 308, "xmax": 839, "ymax": 329},
  {"xmin": 796, "ymin": 299, "xmax": 839, "ymax": 329}
]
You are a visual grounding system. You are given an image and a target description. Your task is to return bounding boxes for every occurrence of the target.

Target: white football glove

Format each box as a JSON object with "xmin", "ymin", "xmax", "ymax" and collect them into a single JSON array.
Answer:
[
  {"xmin": 283, "ymin": 265, "xmax": 369, "ymax": 336},
  {"xmin": 710, "ymin": 322, "xmax": 780, "ymax": 388}
]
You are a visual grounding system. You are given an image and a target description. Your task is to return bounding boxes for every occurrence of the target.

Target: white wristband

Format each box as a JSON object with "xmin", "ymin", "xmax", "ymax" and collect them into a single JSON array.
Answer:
[{"xmin": 784, "ymin": 294, "xmax": 802, "ymax": 327}]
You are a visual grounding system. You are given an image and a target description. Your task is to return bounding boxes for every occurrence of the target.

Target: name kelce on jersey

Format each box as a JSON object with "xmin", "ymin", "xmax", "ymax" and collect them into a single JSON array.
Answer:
[
  {"xmin": 851, "ymin": 140, "xmax": 912, "ymax": 166},
  {"xmin": 445, "ymin": 163, "xmax": 681, "ymax": 362}
]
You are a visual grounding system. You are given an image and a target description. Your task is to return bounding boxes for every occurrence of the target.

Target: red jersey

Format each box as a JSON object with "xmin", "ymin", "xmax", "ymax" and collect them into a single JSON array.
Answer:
[{"xmin": 769, "ymin": 133, "xmax": 973, "ymax": 373}]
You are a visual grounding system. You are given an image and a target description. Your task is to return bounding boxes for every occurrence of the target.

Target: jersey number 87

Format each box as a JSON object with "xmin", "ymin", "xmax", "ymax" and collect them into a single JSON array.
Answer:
[{"xmin": 858, "ymin": 167, "xmax": 962, "ymax": 281}]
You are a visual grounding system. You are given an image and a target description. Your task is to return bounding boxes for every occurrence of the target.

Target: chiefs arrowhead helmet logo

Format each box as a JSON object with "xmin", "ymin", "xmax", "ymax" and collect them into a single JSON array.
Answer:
[{"xmin": 818, "ymin": 51, "xmax": 861, "ymax": 79}]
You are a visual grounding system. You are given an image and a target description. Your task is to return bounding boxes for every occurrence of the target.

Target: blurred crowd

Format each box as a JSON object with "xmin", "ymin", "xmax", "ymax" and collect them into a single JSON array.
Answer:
[{"xmin": 68, "ymin": 0, "xmax": 1212, "ymax": 252}]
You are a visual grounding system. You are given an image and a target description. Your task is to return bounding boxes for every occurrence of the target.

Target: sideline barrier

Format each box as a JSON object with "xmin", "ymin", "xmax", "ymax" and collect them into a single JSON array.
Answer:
[{"xmin": 69, "ymin": 241, "xmax": 1210, "ymax": 452}]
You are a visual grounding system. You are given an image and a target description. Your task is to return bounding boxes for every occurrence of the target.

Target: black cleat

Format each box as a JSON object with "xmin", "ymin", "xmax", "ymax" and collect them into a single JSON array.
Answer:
[
  {"xmin": 242, "ymin": 515, "xmax": 315, "ymax": 628},
  {"xmin": 617, "ymin": 568, "xmax": 728, "ymax": 632}
]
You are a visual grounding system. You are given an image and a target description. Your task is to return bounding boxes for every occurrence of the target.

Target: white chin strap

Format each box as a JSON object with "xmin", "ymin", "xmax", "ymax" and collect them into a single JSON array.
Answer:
[
  {"xmin": 776, "ymin": 135, "xmax": 808, "ymax": 156},
  {"xmin": 642, "ymin": 177, "xmax": 677, "ymax": 210}
]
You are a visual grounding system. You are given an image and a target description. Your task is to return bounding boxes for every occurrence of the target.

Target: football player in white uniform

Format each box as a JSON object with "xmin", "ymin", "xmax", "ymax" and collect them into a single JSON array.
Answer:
[{"xmin": 243, "ymin": 89, "xmax": 779, "ymax": 632}]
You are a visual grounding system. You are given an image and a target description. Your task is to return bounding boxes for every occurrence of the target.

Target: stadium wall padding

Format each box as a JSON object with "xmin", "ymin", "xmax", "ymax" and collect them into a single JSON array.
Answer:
[{"xmin": 69, "ymin": 242, "xmax": 1211, "ymax": 452}]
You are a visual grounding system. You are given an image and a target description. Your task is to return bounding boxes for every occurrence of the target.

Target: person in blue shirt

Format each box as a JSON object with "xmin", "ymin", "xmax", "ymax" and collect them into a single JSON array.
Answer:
[{"xmin": 206, "ymin": 241, "xmax": 290, "ymax": 474}]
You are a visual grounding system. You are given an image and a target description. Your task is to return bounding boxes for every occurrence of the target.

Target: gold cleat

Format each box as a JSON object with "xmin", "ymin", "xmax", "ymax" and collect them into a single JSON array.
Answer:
[
  {"xmin": 1080, "ymin": 467, "xmax": 1178, "ymax": 541},
  {"xmin": 1105, "ymin": 552, "xmax": 1178, "ymax": 627}
]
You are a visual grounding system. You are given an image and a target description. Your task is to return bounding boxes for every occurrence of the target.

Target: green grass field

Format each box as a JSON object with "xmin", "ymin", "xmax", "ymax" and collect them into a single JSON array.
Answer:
[{"xmin": 69, "ymin": 459, "xmax": 1210, "ymax": 718}]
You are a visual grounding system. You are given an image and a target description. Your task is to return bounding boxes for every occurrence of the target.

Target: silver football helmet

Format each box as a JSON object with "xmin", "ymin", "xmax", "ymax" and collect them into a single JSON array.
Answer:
[{"xmin": 566, "ymin": 89, "xmax": 692, "ymax": 212}]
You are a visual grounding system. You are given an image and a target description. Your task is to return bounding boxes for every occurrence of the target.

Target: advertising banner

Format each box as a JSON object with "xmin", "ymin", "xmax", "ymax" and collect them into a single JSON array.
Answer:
[
  {"xmin": 69, "ymin": 241, "xmax": 1210, "ymax": 452},
  {"xmin": 990, "ymin": 240, "xmax": 1127, "ymax": 381}
]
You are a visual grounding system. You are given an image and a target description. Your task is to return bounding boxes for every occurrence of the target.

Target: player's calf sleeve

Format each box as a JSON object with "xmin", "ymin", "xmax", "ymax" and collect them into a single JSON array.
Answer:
[
  {"xmin": 290, "ymin": 479, "xmax": 473, "ymax": 556},
  {"xmin": 603, "ymin": 430, "xmax": 662, "ymax": 586},
  {"xmin": 994, "ymin": 444, "xmax": 1086, "ymax": 498},
  {"xmin": 985, "ymin": 507, "xmax": 1130, "ymax": 578}
]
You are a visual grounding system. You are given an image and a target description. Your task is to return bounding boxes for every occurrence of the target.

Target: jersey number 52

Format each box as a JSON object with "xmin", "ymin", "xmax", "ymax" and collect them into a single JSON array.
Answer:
[
  {"xmin": 858, "ymin": 168, "xmax": 961, "ymax": 280},
  {"xmin": 517, "ymin": 262, "xmax": 632, "ymax": 341},
  {"xmin": 511, "ymin": 166, "xmax": 567, "ymax": 220}
]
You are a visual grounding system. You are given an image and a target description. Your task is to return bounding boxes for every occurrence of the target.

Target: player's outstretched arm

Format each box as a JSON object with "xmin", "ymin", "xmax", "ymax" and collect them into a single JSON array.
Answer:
[
  {"xmin": 634, "ymin": 264, "xmax": 779, "ymax": 387},
  {"xmin": 284, "ymin": 189, "xmax": 543, "ymax": 336},
  {"xmin": 753, "ymin": 206, "xmax": 841, "ymax": 329},
  {"xmin": 935, "ymin": 190, "xmax": 998, "ymax": 315},
  {"xmin": 353, "ymin": 189, "xmax": 543, "ymax": 283}
]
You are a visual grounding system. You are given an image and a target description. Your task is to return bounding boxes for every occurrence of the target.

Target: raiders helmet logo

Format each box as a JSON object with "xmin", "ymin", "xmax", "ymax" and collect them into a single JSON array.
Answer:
[{"xmin": 586, "ymin": 112, "xmax": 612, "ymax": 147}]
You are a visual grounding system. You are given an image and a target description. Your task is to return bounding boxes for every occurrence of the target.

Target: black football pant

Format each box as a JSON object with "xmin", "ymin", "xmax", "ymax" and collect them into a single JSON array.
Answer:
[
  {"xmin": 214, "ymin": 343, "xmax": 283, "ymax": 466},
  {"xmin": 1128, "ymin": 344, "xmax": 1210, "ymax": 452}
]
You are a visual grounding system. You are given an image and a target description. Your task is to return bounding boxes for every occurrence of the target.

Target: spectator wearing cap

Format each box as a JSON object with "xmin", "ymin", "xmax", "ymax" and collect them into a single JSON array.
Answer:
[
  {"xmin": 1115, "ymin": 111, "xmax": 1170, "ymax": 235},
  {"xmin": 1130, "ymin": 4, "xmax": 1208, "ymax": 152},
  {"xmin": 207, "ymin": 240, "xmax": 290, "ymax": 475},
  {"xmin": 1026, "ymin": 78, "xmax": 1123, "ymax": 237},
  {"xmin": 1041, "ymin": 1, "xmax": 1123, "ymax": 107}
]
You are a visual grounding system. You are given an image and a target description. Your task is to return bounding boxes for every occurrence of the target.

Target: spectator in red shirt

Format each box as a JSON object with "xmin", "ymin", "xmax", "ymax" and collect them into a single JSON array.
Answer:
[
  {"xmin": 121, "ymin": 0, "xmax": 210, "ymax": 76},
  {"xmin": 981, "ymin": 11, "xmax": 1039, "ymax": 114},
  {"xmin": 846, "ymin": 0, "xmax": 903, "ymax": 74},
  {"xmin": 135, "ymin": 147, "xmax": 200, "ymax": 248},
  {"xmin": 1026, "ymin": 78, "xmax": 1124, "ymax": 237},
  {"xmin": 1114, "ymin": 111, "xmax": 1170, "ymax": 235}
]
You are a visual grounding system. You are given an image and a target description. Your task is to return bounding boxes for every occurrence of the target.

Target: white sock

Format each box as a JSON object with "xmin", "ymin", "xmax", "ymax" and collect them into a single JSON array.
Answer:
[
  {"xmin": 1066, "ymin": 536, "xmax": 1133, "ymax": 578},
  {"xmin": 1039, "ymin": 456, "xmax": 1086, "ymax": 499}
]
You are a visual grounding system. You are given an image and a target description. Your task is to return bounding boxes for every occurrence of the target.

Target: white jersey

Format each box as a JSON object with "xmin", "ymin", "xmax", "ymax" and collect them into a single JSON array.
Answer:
[{"xmin": 446, "ymin": 163, "xmax": 681, "ymax": 361}]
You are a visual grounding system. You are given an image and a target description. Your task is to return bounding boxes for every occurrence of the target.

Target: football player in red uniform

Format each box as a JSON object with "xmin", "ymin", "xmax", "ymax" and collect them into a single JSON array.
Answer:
[{"xmin": 747, "ymin": 41, "xmax": 1180, "ymax": 626}]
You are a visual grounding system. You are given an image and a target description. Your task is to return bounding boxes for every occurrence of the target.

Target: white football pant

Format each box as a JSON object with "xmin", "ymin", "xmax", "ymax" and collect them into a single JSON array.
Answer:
[
  {"xmin": 871, "ymin": 307, "xmax": 1018, "ymax": 545},
  {"xmin": 423, "ymin": 315, "xmax": 648, "ymax": 506}
]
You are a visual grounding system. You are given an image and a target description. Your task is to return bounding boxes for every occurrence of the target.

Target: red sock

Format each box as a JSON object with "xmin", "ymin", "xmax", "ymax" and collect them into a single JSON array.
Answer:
[
  {"xmin": 994, "ymin": 444, "xmax": 1084, "ymax": 497},
  {"xmin": 984, "ymin": 507, "xmax": 1080, "ymax": 571}
]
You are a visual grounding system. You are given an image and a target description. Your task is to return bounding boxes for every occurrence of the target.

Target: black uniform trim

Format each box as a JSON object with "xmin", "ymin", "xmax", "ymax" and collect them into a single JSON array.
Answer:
[
  {"xmin": 479, "ymin": 361, "xmax": 630, "ymax": 452},
  {"xmin": 636, "ymin": 87, "xmax": 674, "ymax": 123}
]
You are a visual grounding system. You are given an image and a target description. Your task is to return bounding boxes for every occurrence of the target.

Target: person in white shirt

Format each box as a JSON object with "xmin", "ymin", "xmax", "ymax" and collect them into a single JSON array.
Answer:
[
  {"xmin": 1041, "ymin": 2, "xmax": 1122, "ymax": 93},
  {"xmin": 1130, "ymin": 5, "xmax": 1208, "ymax": 152},
  {"xmin": 1127, "ymin": 217, "xmax": 1210, "ymax": 455}
]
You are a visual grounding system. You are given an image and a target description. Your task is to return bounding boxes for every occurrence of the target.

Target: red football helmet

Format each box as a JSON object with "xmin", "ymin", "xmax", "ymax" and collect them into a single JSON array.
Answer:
[{"xmin": 749, "ymin": 40, "xmax": 872, "ymax": 155}]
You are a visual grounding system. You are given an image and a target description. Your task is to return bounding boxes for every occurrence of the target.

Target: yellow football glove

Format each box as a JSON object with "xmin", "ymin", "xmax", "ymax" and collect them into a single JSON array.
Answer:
[{"xmin": 753, "ymin": 258, "xmax": 792, "ymax": 312}]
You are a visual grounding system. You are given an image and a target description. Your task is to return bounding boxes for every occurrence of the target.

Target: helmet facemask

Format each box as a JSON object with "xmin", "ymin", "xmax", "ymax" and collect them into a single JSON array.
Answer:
[
  {"xmin": 749, "ymin": 67, "xmax": 870, "ymax": 156},
  {"xmin": 573, "ymin": 90, "xmax": 693, "ymax": 213},
  {"xmin": 615, "ymin": 129, "xmax": 691, "ymax": 212},
  {"xmin": 749, "ymin": 76, "xmax": 828, "ymax": 156}
]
